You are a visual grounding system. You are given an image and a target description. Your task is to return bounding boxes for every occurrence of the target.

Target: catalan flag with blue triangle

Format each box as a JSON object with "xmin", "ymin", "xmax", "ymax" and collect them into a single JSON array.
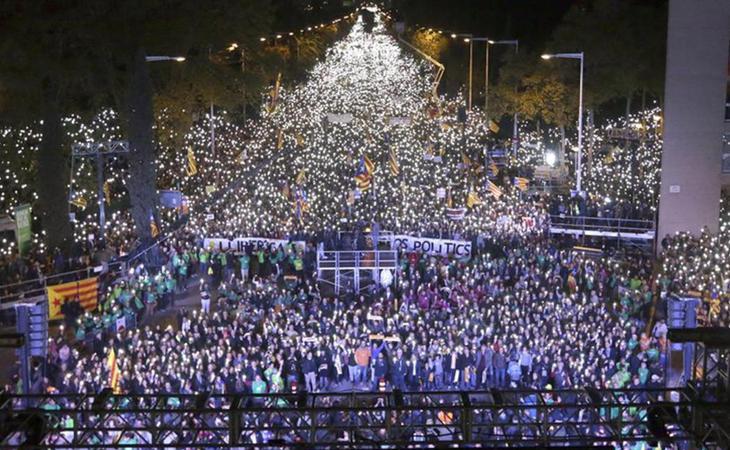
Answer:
[
  {"xmin": 355, "ymin": 155, "xmax": 374, "ymax": 191},
  {"xmin": 513, "ymin": 177, "xmax": 529, "ymax": 192}
]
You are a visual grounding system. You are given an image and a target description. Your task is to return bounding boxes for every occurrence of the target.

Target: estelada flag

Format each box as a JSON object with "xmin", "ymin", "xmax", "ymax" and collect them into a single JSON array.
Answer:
[{"xmin": 47, "ymin": 277, "xmax": 98, "ymax": 320}]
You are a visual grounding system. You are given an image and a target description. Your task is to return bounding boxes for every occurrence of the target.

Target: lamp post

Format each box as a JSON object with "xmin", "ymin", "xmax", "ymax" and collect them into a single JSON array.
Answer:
[
  {"xmin": 451, "ymin": 33, "xmax": 475, "ymax": 111},
  {"xmin": 541, "ymin": 52, "xmax": 584, "ymax": 193}
]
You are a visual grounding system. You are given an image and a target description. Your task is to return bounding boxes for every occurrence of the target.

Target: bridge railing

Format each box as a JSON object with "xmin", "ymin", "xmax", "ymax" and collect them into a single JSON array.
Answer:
[{"xmin": 549, "ymin": 214, "xmax": 655, "ymax": 239}]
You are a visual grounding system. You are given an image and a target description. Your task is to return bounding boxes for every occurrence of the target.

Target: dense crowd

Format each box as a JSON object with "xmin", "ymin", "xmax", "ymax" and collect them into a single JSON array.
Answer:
[
  {"xmin": 1, "ymin": 10, "xmax": 722, "ymax": 449},
  {"xmin": 21, "ymin": 229, "xmax": 667, "ymax": 399}
]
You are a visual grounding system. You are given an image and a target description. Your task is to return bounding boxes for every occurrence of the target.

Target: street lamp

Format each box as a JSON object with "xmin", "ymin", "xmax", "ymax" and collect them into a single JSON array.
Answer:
[
  {"xmin": 541, "ymin": 52, "xmax": 584, "ymax": 193},
  {"xmin": 145, "ymin": 56, "xmax": 186, "ymax": 62},
  {"xmin": 451, "ymin": 33, "xmax": 474, "ymax": 110}
]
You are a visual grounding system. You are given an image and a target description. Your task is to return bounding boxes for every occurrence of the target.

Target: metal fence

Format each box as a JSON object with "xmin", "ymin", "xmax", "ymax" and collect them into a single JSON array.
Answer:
[
  {"xmin": 0, "ymin": 388, "xmax": 727, "ymax": 448},
  {"xmin": 549, "ymin": 215, "xmax": 656, "ymax": 240}
]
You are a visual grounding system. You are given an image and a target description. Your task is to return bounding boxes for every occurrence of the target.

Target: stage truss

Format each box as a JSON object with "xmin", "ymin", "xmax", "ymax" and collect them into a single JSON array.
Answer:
[{"xmin": 1, "ymin": 388, "xmax": 729, "ymax": 448}]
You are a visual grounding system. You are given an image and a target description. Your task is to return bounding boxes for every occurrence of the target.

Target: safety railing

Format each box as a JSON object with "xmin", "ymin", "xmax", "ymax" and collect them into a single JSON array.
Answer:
[
  {"xmin": 0, "ymin": 262, "xmax": 124, "ymax": 311},
  {"xmin": 317, "ymin": 250, "xmax": 398, "ymax": 271},
  {"xmin": 549, "ymin": 214, "xmax": 655, "ymax": 240},
  {"xmin": 0, "ymin": 388, "xmax": 727, "ymax": 448}
]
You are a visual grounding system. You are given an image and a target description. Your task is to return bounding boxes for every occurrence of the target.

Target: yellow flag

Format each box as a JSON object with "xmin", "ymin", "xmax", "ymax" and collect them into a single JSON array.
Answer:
[
  {"xmin": 150, "ymin": 216, "xmax": 160, "ymax": 238},
  {"xmin": 276, "ymin": 129, "xmax": 284, "ymax": 150},
  {"xmin": 295, "ymin": 169, "xmax": 306, "ymax": 185},
  {"xmin": 103, "ymin": 181, "xmax": 111, "ymax": 204},
  {"xmin": 186, "ymin": 146, "xmax": 197, "ymax": 176},
  {"xmin": 488, "ymin": 120, "xmax": 500, "ymax": 134},
  {"xmin": 107, "ymin": 348, "xmax": 121, "ymax": 394},
  {"xmin": 461, "ymin": 152, "xmax": 472, "ymax": 167},
  {"xmin": 466, "ymin": 190, "xmax": 483, "ymax": 208},
  {"xmin": 70, "ymin": 194, "xmax": 87, "ymax": 209}
]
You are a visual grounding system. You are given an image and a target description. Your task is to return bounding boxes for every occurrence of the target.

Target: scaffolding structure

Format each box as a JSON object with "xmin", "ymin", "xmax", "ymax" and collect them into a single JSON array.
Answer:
[
  {"xmin": 317, "ymin": 250, "xmax": 397, "ymax": 295},
  {"xmin": 1, "ymin": 388, "xmax": 729, "ymax": 448}
]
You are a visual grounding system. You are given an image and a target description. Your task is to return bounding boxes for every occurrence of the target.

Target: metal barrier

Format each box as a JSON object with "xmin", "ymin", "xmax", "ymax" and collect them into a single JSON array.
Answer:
[
  {"xmin": 0, "ymin": 388, "xmax": 727, "ymax": 448},
  {"xmin": 0, "ymin": 262, "xmax": 124, "ymax": 311},
  {"xmin": 549, "ymin": 215, "xmax": 655, "ymax": 240},
  {"xmin": 318, "ymin": 250, "xmax": 398, "ymax": 294}
]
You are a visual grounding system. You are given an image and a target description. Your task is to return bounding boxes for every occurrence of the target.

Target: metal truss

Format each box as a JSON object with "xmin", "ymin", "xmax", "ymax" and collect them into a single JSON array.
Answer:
[
  {"xmin": 317, "ymin": 250, "xmax": 398, "ymax": 295},
  {"xmin": 71, "ymin": 140, "xmax": 130, "ymax": 157},
  {"xmin": 1, "ymin": 388, "xmax": 729, "ymax": 448}
]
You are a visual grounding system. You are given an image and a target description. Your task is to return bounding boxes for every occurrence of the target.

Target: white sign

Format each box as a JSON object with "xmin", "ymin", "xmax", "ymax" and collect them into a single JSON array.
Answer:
[
  {"xmin": 391, "ymin": 235, "xmax": 471, "ymax": 257},
  {"xmin": 389, "ymin": 116, "xmax": 412, "ymax": 126},
  {"xmin": 669, "ymin": 185, "xmax": 680, "ymax": 194},
  {"xmin": 326, "ymin": 113, "xmax": 353, "ymax": 124},
  {"xmin": 204, "ymin": 237, "xmax": 306, "ymax": 254}
]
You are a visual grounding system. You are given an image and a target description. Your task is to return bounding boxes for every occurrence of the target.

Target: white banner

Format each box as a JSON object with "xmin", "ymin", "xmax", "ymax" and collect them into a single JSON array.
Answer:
[
  {"xmin": 203, "ymin": 238, "xmax": 306, "ymax": 254},
  {"xmin": 389, "ymin": 116, "xmax": 412, "ymax": 126},
  {"xmin": 326, "ymin": 113, "xmax": 353, "ymax": 124},
  {"xmin": 391, "ymin": 235, "xmax": 471, "ymax": 257}
]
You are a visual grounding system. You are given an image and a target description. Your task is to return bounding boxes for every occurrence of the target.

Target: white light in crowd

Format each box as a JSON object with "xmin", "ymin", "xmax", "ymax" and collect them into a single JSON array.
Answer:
[{"xmin": 545, "ymin": 151, "xmax": 557, "ymax": 167}]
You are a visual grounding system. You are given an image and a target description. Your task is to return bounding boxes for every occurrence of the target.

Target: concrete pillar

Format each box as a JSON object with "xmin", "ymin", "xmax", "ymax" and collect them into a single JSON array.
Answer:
[{"xmin": 657, "ymin": 0, "xmax": 730, "ymax": 246}]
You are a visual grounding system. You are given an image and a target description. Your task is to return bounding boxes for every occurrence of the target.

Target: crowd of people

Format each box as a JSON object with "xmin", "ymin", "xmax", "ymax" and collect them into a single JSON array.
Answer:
[
  {"xmin": 23, "ymin": 229, "xmax": 667, "ymax": 398},
  {"xmin": 0, "ymin": 10, "xmax": 723, "ymax": 449}
]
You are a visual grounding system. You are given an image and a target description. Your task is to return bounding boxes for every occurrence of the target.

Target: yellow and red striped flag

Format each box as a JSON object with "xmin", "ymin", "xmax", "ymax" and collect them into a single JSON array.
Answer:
[
  {"xmin": 186, "ymin": 146, "xmax": 197, "ymax": 176},
  {"xmin": 150, "ymin": 216, "xmax": 160, "ymax": 238},
  {"xmin": 47, "ymin": 277, "xmax": 99, "ymax": 320},
  {"xmin": 513, "ymin": 177, "xmax": 529, "ymax": 192},
  {"xmin": 107, "ymin": 347, "xmax": 121, "ymax": 394},
  {"xmin": 389, "ymin": 149, "xmax": 400, "ymax": 177}
]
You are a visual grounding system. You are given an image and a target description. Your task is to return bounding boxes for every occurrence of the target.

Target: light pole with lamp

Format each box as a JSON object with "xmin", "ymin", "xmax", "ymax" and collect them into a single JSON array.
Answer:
[
  {"xmin": 451, "ymin": 33, "xmax": 476, "ymax": 111},
  {"xmin": 541, "ymin": 52, "xmax": 584, "ymax": 193}
]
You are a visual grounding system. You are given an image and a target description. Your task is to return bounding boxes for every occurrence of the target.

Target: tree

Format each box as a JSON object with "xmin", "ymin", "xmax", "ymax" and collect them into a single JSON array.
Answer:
[
  {"xmin": 87, "ymin": 0, "xmax": 273, "ymax": 242},
  {"xmin": 0, "ymin": 1, "xmax": 100, "ymax": 251},
  {"xmin": 547, "ymin": 0, "xmax": 666, "ymax": 119}
]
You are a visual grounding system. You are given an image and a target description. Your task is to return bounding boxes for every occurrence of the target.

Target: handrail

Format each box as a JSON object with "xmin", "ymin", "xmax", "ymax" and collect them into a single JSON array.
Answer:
[
  {"xmin": 549, "ymin": 214, "xmax": 655, "ymax": 231},
  {"xmin": 0, "ymin": 262, "xmax": 123, "ymax": 303}
]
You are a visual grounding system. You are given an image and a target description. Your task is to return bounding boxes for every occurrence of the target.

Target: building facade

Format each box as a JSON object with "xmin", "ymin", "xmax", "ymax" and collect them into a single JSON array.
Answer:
[{"xmin": 657, "ymin": 0, "xmax": 730, "ymax": 246}]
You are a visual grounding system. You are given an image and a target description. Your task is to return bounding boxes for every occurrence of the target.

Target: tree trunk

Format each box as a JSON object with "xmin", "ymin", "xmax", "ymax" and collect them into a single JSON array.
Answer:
[
  {"xmin": 125, "ymin": 48, "xmax": 157, "ymax": 242},
  {"xmin": 641, "ymin": 88, "xmax": 647, "ymax": 111},
  {"xmin": 625, "ymin": 93, "xmax": 632, "ymax": 123},
  {"xmin": 37, "ymin": 78, "xmax": 72, "ymax": 252}
]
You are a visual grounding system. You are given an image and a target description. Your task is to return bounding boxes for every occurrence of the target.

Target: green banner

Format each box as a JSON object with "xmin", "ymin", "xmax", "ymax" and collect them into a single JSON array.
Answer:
[{"xmin": 15, "ymin": 204, "xmax": 31, "ymax": 256}]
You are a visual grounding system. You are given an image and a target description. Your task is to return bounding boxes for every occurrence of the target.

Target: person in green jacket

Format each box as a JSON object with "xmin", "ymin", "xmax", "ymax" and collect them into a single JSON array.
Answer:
[
  {"xmin": 251, "ymin": 374, "xmax": 267, "ymax": 394},
  {"xmin": 239, "ymin": 253, "xmax": 250, "ymax": 281}
]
